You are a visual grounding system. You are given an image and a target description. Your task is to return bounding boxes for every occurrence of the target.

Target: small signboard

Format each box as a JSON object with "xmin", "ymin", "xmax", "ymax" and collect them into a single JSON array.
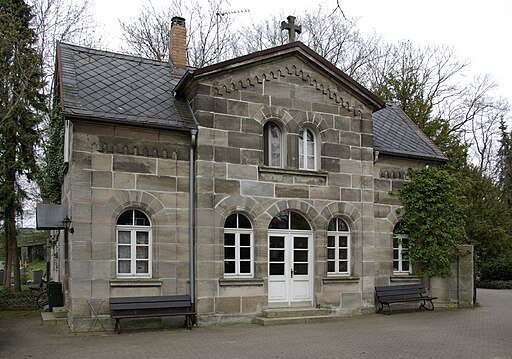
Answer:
[{"xmin": 36, "ymin": 204, "xmax": 68, "ymax": 230}]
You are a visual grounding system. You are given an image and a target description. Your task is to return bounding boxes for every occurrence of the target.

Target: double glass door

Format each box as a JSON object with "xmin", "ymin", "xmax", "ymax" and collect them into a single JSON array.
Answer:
[{"xmin": 268, "ymin": 231, "xmax": 313, "ymax": 304}]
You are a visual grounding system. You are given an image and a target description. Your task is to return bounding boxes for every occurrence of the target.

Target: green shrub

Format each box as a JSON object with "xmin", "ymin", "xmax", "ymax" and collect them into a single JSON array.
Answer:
[
  {"xmin": 0, "ymin": 288, "xmax": 39, "ymax": 311},
  {"xmin": 477, "ymin": 280, "xmax": 512, "ymax": 289},
  {"xmin": 479, "ymin": 256, "xmax": 512, "ymax": 281}
]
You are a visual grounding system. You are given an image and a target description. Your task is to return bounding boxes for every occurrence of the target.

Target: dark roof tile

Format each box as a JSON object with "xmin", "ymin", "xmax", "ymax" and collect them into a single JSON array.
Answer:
[
  {"xmin": 57, "ymin": 42, "xmax": 196, "ymax": 131},
  {"xmin": 373, "ymin": 103, "xmax": 448, "ymax": 162}
]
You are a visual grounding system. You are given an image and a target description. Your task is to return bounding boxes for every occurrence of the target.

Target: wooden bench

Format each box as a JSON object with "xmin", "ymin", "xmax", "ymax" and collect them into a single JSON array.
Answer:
[
  {"xmin": 109, "ymin": 295, "xmax": 195, "ymax": 334},
  {"xmin": 375, "ymin": 284, "xmax": 437, "ymax": 314}
]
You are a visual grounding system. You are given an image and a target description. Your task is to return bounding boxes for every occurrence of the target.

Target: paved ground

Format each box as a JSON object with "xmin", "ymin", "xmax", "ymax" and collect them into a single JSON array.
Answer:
[{"xmin": 1, "ymin": 289, "xmax": 511, "ymax": 359}]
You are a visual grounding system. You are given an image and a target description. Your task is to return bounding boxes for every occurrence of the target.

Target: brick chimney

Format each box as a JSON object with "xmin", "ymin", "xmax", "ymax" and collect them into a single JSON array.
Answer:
[{"xmin": 170, "ymin": 16, "xmax": 187, "ymax": 69}]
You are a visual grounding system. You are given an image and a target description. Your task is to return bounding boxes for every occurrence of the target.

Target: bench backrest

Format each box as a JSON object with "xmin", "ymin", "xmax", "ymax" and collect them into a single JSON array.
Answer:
[
  {"xmin": 109, "ymin": 295, "xmax": 191, "ymax": 311},
  {"xmin": 375, "ymin": 284, "xmax": 427, "ymax": 299}
]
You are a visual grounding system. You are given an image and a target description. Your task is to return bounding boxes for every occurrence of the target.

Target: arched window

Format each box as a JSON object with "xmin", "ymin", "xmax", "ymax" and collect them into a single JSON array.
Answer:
[
  {"xmin": 393, "ymin": 225, "xmax": 411, "ymax": 274},
  {"xmin": 299, "ymin": 128, "xmax": 316, "ymax": 170},
  {"xmin": 224, "ymin": 213, "xmax": 253, "ymax": 277},
  {"xmin": 264, "ymin": 122, "xmax": 282, "ymax": 167},
  {"xmin": 327, "ymin": 218, "xmax": 350, "ymax": 275},
  {"xmin": 116, "ymin": 209, "xmax": 151, "ymax": 278}
]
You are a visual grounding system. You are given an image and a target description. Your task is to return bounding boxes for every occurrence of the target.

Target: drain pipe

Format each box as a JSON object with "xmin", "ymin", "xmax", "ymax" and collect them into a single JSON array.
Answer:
[{"xmin": 189, "ymin": 128, "xmax": 198, "ymax": 318}]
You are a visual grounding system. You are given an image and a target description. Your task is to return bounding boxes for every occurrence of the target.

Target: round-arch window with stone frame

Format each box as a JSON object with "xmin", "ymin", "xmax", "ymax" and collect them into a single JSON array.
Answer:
[
  {"xmin": 327, "ymin": 217, "xmax": 350, "ymax": 275},
  {"xmin": 224, "ymin": 213, "xmax": 253, "ymax": 277},
  {"xmin": 298, "ymin": 127, "xmax": 317, "ymax": 170},
  {"xmin": 116, "ymin": 209, "xmax": 152, "ymax": 278},
  {"xmin": 264, "ymin": 121, "xmax": 283, "ymax": 167}
]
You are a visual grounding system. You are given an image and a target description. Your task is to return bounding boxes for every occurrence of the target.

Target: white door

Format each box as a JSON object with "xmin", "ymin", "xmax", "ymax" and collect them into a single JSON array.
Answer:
[{"xmin": 268, "ymin": 231, "xmax": 313, "ymax": 304}]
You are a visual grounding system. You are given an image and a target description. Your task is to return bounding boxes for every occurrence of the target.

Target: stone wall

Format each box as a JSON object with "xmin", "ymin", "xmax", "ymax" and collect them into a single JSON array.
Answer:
[
  {"xmin": 59, "ymin": 52, "xmax": 474, "ymax": 330},
  {"xmin": 373, "ymin": 155, "xmax": 433, "ymax": 287},
  {"xmin": 373, "ymin": 156, "xmax": 474, "ymax": 308},
  {"xmin": 185, "ymin": 55, "xmax": 378, "ymax": 322},
  {"xmin": 62, "ymin": 121, "xmax": 193, "ymax": 330},
  {"xmin": 429, "ymin": 245, "xmax": 474, "ymax": 308}
]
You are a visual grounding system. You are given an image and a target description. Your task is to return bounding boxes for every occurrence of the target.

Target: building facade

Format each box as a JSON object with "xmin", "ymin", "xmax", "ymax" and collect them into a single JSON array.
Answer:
[{"xmin": 53, "ymin": 19, "xmax": 472, "ymax": 331}]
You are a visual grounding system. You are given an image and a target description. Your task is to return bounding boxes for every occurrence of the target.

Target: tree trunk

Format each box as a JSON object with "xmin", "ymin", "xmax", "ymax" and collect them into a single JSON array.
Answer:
[{"xmin": 4, "ymin": 155, "xmax": 21, "ymax": 292}]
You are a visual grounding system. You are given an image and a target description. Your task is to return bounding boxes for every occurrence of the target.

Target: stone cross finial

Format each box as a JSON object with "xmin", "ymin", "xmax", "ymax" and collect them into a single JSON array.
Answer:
[{"xmin": 281, "ymin": 15, "xmax": 301, "ymax": 43}]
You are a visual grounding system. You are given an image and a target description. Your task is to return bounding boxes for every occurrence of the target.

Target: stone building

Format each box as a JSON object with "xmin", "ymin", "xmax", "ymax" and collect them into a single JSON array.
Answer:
[{"xmin": 53, "ymin": 17, "xmax": 473, "ymax": 330}]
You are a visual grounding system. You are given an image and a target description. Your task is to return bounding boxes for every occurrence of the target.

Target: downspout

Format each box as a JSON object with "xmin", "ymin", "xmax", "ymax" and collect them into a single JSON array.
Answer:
[{"xmin": 189, "ymin": 128, "xmax": 198, "ymax": 319}]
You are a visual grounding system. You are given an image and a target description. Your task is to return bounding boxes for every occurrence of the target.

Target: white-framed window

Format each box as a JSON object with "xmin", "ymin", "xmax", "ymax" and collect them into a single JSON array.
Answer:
[
  {"xmin": 327, "ymin": 218, "xmax": 350, "ymax": 275},
  {"xmin": 224, "ymin": 213, "xmax": 253, "ymax": 277},
  {"xmin": 116, "ymin": 209, "xmax": 152, "ymax": 278},
  {"xmin": 393, "ymin": 232, "xmax": 411, "ymax": 274},
  {"xmin": 264, "ymin": 122, "xmax": 283, "ymax": 167},
  {"xmin": 299, "ymin": 128, "xmax": 316, "ymax": 170}
]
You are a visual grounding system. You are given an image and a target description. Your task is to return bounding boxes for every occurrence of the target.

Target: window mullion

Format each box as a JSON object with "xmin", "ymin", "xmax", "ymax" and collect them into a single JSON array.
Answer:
[
  {"xmin": 235, "ymin": 232, "xmax": 241, "ymax": 276},
  {"xmin": 335, "ymin": 235, "xmax": 340, "ymax": 273},
  {"xmin": 131, "ymin": 229, "xmax": 136, "ymax": 275}
]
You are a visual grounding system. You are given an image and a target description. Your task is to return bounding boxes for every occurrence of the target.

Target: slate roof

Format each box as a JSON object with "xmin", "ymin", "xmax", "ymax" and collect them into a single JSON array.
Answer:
[
  {"xmin": 373, "ymin": 103, "xmax": 448, "ymax": 162},
  {"xmin": 56, "ymin": 42, "xmax": 446, "ymax": 162},
  {"xmin": 57, "ymin": 42, "xmax": 196, "ymax": 130}
]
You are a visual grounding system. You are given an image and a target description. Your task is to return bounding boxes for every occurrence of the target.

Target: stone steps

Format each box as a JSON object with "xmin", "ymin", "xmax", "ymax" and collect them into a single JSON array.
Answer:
[
  {"xmin": 254, "ymin": 307, "xmax": 338, "ymax": 326},
  {"xmin": 41, "ymin": 307, "xmax": 68, "ymax": 326}
]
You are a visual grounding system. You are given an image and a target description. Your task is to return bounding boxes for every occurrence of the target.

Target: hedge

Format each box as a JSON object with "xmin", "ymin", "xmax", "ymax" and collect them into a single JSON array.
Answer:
[{"xmin": 0, "ymin": 288, "xmax": 39, "ymax": 311}]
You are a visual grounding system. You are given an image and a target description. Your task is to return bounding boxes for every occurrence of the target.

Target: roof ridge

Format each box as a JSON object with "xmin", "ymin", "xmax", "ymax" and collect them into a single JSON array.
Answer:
[{"xmin": 59, "ymin": 42, "xmax": 169, "ymax": 67}]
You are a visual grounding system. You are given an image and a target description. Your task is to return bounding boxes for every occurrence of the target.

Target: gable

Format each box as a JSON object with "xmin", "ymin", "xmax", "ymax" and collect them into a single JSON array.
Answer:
[{"xmin": 176, "ymin": 42, "xmax": 385, "ymax": 114}]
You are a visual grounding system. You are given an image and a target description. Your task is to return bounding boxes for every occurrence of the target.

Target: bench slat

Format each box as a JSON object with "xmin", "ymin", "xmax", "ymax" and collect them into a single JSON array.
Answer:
[
  {"xmin": 112, "ymin": 311, "xmax": 196, "ymax": 319},
  {"xmin": 109, "ymin": 294, "xmax": 195, "ymax": 334},
  {"xmin": 376, "ymin": 289, "xmax": 426, "ymax": 297},
  {"xmin": 109, "ymin": 295, "xmax": 190, "ymax": 304},
  {"xmin": 110, "ymin": 301, "xmax": 191, "ymax": 311},
  {"xmin": 375, "ymin": 283, "xmax": 425, "ymax": 290},
  {"xmin": 375, "ymin": 284, "xmax": 437, "ymax": 313}
]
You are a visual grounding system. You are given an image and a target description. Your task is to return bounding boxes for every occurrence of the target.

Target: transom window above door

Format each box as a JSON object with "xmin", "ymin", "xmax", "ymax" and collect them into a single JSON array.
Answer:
[
  {"xmin": 116, "ymin": 209, "xmax": 151, "ymax": 278},
  {"xmin": 269, "ymin": 211, "xmax": 310, "ymax": 230}
]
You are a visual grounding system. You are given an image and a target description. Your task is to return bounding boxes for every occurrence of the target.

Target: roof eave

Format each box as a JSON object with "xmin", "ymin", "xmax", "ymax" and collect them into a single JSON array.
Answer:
[
  {"xmin": 375, "ymin": 149, "xmax": 449, "ymax": 163},
  {"xmin": 62, "ymin": 112, "xmax": 197, "ymax": 132}
]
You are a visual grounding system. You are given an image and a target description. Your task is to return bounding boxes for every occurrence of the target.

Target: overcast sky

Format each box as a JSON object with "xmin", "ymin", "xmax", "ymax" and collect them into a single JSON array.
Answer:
[{"xmin": 94, "ymin": 0, "xmax": 512, "ymax": 101}]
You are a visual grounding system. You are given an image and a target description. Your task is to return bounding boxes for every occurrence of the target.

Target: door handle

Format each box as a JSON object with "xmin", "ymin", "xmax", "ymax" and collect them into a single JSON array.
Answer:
[{"xmin": 291, "ymin": 268, "xmax": 294, "ymax": 278}]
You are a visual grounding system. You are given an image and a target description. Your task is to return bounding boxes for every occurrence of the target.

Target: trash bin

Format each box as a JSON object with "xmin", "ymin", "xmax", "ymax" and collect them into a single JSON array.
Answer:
[{"xmin": 48, "ymin": 281, "xmax": 64, "ymax": 311}]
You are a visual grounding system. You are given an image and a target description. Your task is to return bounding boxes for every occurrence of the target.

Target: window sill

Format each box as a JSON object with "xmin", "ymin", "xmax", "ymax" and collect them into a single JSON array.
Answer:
[
  {"xmin": 259, "ymin": 166, "xmax": 328, "ymax": 178},
  {"xmin": 110, "ymin": 279, "xmax": 162, "ymax": 287},
  {"xmin": 219, "ymin": 278, "xmax": 264, "ymax": 287},
  {"xmin": 390, "ymin": 275, "xmax": 421, "ymax": 283},
  {"xmin": 322, "ymin": 276, "xmax": 360, "ymax": 284}
]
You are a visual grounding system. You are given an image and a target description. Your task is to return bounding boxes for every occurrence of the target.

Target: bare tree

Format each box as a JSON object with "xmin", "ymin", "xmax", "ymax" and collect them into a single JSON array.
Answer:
[
  {"xmin": 24, "ymin": 0, "xmax": 102, "ymax": 227},
  {"xmin": 119, "ymin": 1, "xmax": 172, "ymax": 60},
  {"xmin": 29, "ymin": 0, "xmax": 101, "ymax": 94},
  {"xmin": 119, "ymin": 0, "xmax": 235, "ymax": 67},
  {"xmin": 233, "ymin": 6, "xmax": 382, "ymax": 82},
  {"xmin": 299, "ymin": 7, "xmax": 382, "ymax": 80},
  {"xmin": 458, "ymin": 75, "xmax": 511, "ymax": 175},
  {"xmin": 230, "ymin": 13, "xmax": 288, "ymax": 56}
]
